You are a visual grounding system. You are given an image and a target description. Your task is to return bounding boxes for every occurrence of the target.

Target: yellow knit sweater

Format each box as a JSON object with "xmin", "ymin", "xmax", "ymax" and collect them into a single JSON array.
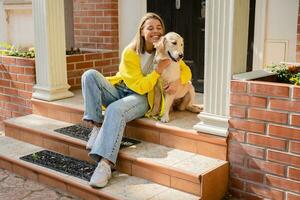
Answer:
[{"xmin": 106, "ymin": 47, "xmax": 192, "ymax": 115}]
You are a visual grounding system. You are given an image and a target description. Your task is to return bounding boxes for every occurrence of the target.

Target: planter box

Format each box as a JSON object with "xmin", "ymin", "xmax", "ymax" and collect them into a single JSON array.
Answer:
[
  {"xmin": 0, "ymin": 55, "xmax": 35, "ymax": 130},
  {"xmin": 229, "ymin": 74, "xmax": 300, "ymax": 199}
]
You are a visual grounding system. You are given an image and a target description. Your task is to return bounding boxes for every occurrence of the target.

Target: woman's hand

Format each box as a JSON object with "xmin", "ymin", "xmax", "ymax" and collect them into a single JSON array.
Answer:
[
  {"xmin": 164, "ymin": 79, "xmax": 180, "ymax": 94},
  {"xmin": 155, "ymin": 59, "xmax": 171, "ymax": 74}
]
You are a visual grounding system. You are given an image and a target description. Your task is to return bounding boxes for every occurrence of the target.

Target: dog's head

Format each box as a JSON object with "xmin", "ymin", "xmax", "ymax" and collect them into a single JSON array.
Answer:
[{"xmin": 154, "ymin": 32, "xmax": 184, "ymax": 62}]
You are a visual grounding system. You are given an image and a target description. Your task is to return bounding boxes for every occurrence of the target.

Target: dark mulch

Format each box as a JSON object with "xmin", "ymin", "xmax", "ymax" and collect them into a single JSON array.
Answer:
[
  {"xmin": 54, "ymin": 124, "xmax": 141, "ymax": 148},
  {"xmin": 20, "ymin": 150, "xmax": 96, "ymax": 181}
]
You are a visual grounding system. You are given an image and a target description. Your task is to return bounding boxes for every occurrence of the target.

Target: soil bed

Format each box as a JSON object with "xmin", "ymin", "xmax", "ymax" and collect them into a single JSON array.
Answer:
[{"xmin": 54, "ymin": 124, "xmax": 141, "ymax": 148}]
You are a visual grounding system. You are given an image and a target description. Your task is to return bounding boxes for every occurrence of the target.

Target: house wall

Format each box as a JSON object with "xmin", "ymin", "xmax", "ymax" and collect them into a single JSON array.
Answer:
[
  {"xmin": 264, "ymin": 0, "xmax": 298, "ymax": 65},
  {"xmin": 229, "ymin": 80, "xmax": 300, "ymax": 199},
  {"xmin": 0, "ymin": 1, "xmax": 34, "ymax": 48},
  {"xmin": 118, "ymin": 0, "xmax": 146, "ymax": 53},
  {"xmin": 67, "ymin": 51, "xmax": 118, "ymax": 89},
  {"xmin": 73, "ymin": 0, "xmax": 118, "ymax": 51},
  {"xmin": 0, "ymin": 0, "xmax": 75, "ymax": 49},
  {"xmin": 65, "ymin": 0, "xmax": 75, "ymax": 49},
  {"xmin": 1, "ymin": 0, "xmax": 121, "ymax": 52},
  {"xmin": 0, "ymin": 0, "xmax": 6, "ymax": 43},
  {"xmin": 253, "ymin": 0, "xmax": 298, "ymax": 69},
  {"xmin": 6, "ymin": 8, "xmax": 34, "ymax": 48}
]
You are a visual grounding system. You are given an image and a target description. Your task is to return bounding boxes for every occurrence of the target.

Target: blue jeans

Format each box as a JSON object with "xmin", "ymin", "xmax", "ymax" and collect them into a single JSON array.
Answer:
[{"xmin": 81, "ymin": 69, "xmax": 148, "ymax": 164}]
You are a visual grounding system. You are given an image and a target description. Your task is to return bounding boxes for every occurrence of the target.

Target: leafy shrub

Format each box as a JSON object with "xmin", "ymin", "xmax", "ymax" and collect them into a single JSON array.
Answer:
[
  {"xmin": 267, "ymin": 63, "xmax": 300, "ymax": 85},
  {"xmin": 290, "ymin": 73, "xmax": 300, "ymax": 85},
  {"xmin": 66, "ymin": 47, "xmax": 81, "ymax": 55},
  {"xmin": 0, "ymin": 42, "xmax": 35, "ymax": 58}
]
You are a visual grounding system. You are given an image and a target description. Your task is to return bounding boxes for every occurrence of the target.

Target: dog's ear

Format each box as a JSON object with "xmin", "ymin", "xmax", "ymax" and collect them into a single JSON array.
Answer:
[{"xmin": 154, "ymin": 36, "xmax": 165, "ymax": 51}]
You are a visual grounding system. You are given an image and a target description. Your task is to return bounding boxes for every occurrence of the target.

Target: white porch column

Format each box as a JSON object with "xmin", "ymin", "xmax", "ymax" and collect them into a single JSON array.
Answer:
[
  {"xmin": 0, "ymin": 0, "xmax": 6, "ymax": 42},
  {"xmin": 32, "ymin": 0, "xmax": 73, "ymax": 101},
  {"xmin": 194, "ymin": 0, "xmax": 249, "ymax": 137}
]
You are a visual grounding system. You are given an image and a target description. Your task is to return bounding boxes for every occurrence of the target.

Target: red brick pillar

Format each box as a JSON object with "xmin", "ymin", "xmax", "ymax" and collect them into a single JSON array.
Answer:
[
  {"xmin": 229, "ymin": 80, "xmax": 300, "ymax": 200},
  {"xmin": 0, "ymin": 56, "xmax": 35, "ymax": 130},
  {"xmin": 297, "ymin": 1, "xmax": 300, "ymax": 62},
  {"xmin": 73, "ymin": 0, "xmax": 118, "ymax": 50}
]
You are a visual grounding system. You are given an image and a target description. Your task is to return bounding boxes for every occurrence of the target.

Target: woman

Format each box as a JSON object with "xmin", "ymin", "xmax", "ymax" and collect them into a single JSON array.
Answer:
[{"xmin": 81, "ymin": 12, "xmax": 191, "ymax": 188}]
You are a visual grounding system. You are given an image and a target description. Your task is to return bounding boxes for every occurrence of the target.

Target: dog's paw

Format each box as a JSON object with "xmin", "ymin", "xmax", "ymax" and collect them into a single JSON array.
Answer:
[
  {"xmin": 187, "ymin": 105, "xmax": 203, "ymax": 113},
  {"xmin": 160, "ymin": 115, "xmax": 170, "ymax": 123}
]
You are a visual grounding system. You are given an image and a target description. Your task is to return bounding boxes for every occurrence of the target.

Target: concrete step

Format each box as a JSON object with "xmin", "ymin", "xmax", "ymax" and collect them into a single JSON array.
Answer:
[
  {"xmin": 31, "ymin": 90, "xmax": 227, "ymax": 160},
  {"xmin": 0, "ymin": 135, "xmax": 199, "ymax": 200},
  {"xmin": 4, "ymin": 114, "xmax": 229, "ymax": 199}
]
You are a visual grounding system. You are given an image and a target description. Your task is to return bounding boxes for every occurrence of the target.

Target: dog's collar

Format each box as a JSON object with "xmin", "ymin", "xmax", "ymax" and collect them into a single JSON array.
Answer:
[{"xmin": 168, "ymin": 51, "xmax": 178, "ymax": 62}]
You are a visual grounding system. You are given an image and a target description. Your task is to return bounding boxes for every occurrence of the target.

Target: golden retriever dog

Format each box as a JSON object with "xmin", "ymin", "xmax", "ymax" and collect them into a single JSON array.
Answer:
[{"xmin": 150, "ymin": 32, "xmax": 201, "ymax": 122}]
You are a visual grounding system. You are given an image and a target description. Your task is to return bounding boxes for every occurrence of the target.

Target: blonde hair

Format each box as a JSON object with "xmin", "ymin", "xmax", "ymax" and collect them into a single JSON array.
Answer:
[{"xmin": 128, "ymin": 12, "xmax": 165, "ymax": 54}]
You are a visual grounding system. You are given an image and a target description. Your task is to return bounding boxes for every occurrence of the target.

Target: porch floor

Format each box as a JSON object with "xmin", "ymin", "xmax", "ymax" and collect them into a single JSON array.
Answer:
[{"xmin": 54, "ymin": 89, "xmax": 204, "ymax": 130}]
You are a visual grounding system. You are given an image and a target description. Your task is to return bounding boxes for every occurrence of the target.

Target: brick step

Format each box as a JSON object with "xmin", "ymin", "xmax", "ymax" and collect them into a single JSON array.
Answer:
[
  {"xmin": 0, "ymin": 135, "xmax": 199, "ymax": 200},
  {"xmin": 4, "ymin": 114, "xmax": 229, "ymax": 199},
  {"xmin": 31, "ymin": 90, "xmax": 227, "ymax": 160}
]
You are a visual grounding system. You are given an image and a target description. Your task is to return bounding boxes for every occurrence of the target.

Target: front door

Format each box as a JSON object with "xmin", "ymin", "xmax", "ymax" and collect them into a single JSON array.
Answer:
[{"xmin": 147, "ymin": 0, "xmax": 205, "ymax": 93}]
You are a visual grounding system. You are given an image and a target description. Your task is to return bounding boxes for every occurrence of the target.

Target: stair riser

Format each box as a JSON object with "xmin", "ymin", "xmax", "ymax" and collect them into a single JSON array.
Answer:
[
  {"xmin": 32, "ymin": 101, "xmax": 227, "ymax": 160},
  {"xmin": 125, "ymin": 125, "xmax": 227, "ymax": 160},
  {"xmin": 201, "ymin": 164, "xmax": 229, "ymax": 200},
  {"xmin": 5, "ymin": 125, "xmax": 94, "ymax": 164},
  {"xmin": 32, "ymin": 101, "xmax": 83, "ymax": 124},
  {"xmin": 4, "ymin": 123, "xmax": 201, "ymax": 196},
  {"xmin": 117, "ymin": 158, "xmax": 201, "ymax": 196},
  {"xmin": 0, "ymin": 156, "xmax": 117, "ymax": 200}
]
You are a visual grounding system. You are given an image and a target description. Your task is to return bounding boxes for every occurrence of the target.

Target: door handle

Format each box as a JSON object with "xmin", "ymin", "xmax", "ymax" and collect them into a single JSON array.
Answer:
[{"xmin": 175, "ymin": 0, "xmax": 180, "ymax": 10}]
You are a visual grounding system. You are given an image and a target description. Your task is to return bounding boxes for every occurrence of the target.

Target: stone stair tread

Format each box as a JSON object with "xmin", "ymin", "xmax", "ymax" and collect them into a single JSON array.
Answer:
[
  {"xmin": 0, "ymin": 135, "xmax": 199, "ymax": 200},
  {"xmin": 46, "ymin": 89, "xmax": 84, "ymax": 110},
  {"xmin": 5, "ymin": 114, "xmax": 73, "ymax": 131},
  {"xmin": 0, "ymin": 135, "xmax": 43, "ymax": 158},
  {"xmin": 5, "ymin": 114, "xmax": 83, "ymax": 144},
  {"xmin": 5, "ymin": 114, "xmax": 226, "ymax": 177},
  {"xmin": 120, "ymin": 142, "xmax": 226, "ymax": 175},
  {"xmin": 32, "ymin": 89, "xmax": 203, "ymax": 131}
]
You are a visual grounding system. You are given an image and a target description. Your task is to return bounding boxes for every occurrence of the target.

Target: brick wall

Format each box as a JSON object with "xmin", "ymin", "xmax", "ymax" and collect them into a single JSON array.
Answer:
[
  {"xmin": 0, "ymin": 56, "xmax": 35, "ymax": 130},
  {"xmin": 73, "ymin": 0, "xmax": 118, "ymax": 50},
  {"xmin": 67, "ymin": 51, "xmax": 119, "ymax": 89},
  {"xmin": 229, "ymin": 80, "xmax": 300, "ymax": 199},
  {"xmin": 297, "ymin": 1, "xmax": 300, "ymax": 62}
]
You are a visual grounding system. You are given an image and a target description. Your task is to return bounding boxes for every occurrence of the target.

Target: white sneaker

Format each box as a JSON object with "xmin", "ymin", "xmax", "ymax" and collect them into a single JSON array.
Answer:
[
  {"xmin": 89, "ymin": 160, "xmax": 112, "ymax": 188},
  {"xmin": 86, "ymin": 126, "xmax": 100, "ymax": 150}
]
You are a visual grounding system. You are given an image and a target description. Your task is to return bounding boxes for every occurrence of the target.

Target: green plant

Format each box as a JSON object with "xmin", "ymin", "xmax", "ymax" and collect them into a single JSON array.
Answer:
[
  {"xmin": 0, "ymin": 42, "xmax": 12, "ymax": 56},
  {"xmin": 31, "ymin": 152, "xmax": 40, "ymax": 160},
  {"xmin": 0, "ymin": 42, "xmax": 35, "ymax": 58},
  {"xmin": 267, "ymin": 63, "xmax": 300, "ymax": 85},
  {"xmin": 290, "ymin": 73, "xmax": 300, "ymax": 85},
  {"xmin": 66, "ymin": 47, "xmax": 81, "ymax": 55},
  {"xmin": 268, "ymin": 63, "xmax": 291, "ymax": 83}
]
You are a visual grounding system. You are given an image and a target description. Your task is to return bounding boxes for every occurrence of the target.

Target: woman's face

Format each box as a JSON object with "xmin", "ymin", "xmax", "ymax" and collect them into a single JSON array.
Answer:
[{"xmin": 141, "ymin": 18, "xmax": 164, "ymax": 52}]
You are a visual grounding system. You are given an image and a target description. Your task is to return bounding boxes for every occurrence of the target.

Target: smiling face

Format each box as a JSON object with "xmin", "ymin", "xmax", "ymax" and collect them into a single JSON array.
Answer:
[{"xmin": 141, "ymin": 18, "xmax": 164, "ymax": 53}]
